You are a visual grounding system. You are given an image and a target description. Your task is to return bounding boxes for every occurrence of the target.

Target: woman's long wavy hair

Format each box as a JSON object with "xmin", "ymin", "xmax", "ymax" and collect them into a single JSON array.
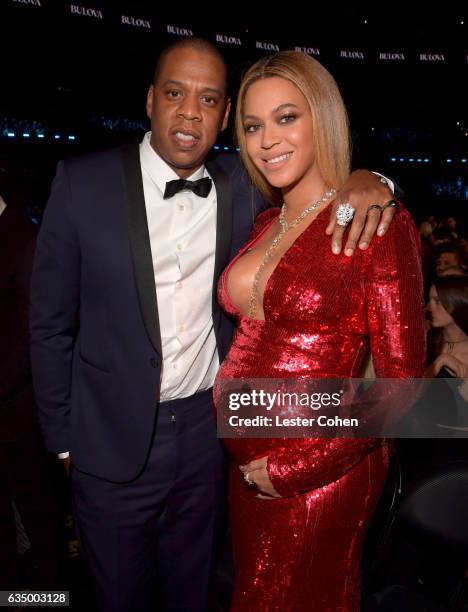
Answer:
[
  {"xmin": 429, "ymin": 275, "xmax": 468, "ymax": 360},
  {"xmin": 235, "ymin": 50, "xmax": 351, "ymax": 205}
]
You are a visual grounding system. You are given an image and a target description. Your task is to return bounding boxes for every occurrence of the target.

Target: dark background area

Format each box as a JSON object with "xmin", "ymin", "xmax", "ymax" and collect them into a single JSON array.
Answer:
[{"xmin": 0, "ymin": 2, "xmax": 466, "ymax": 225}]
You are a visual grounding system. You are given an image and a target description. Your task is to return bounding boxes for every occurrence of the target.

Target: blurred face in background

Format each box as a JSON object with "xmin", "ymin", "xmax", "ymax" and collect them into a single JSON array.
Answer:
[
  {"xmin": 446, "ymin": 217, "xmax": 457, "ymax": 231},
  {"xmin": 436, "ymin": 252, "xmax": 460, "ymax": 276},
  {"xmin": 427, "ymin": 285, "xmax": 454, "ymax": 328}
]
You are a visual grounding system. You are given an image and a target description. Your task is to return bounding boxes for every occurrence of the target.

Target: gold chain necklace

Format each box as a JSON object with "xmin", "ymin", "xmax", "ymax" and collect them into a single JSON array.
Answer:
[{"xmin": 248, "ymin": 187, "xmax": 337, "ymax": 318}]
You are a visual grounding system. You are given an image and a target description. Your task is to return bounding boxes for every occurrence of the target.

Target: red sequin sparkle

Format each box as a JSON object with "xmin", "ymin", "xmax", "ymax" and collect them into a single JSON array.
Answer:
[{"xmin": 215, "ymin": 204, "xmax": 426, "ymax": 611}]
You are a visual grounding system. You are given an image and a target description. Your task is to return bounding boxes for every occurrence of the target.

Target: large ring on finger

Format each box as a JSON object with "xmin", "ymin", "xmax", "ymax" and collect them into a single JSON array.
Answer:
[
  {"xmin": 367, "ymin": 204, "xmax": 383, "ymax": 215},
  {"xmin": 336, "ymin": 202, "xmax": 356, "ymax": 226},
  {"xmin": 244, "ymin": 472, "xmax": 253, "ymax": 485},
  {"xmin": 382, "ymin": 199, "xmax": 399, "ymax": 211}
]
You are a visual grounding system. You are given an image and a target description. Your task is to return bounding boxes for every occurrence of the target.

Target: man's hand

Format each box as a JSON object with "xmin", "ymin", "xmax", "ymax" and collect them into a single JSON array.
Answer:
[
  {"xmin": 326, "ymin": 170, "xmax": 397, "ymax": 256},
  {"xmin": 61, "ymin": 456, "xmax": 71, "ymax": 474},
  {"xmin": 239, "ymin": 457, "xmax": 282, "ymax": 499}
]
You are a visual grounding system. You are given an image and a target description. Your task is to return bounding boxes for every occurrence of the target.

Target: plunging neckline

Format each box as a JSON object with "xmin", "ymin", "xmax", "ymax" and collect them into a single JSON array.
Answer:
[{"xmin": 222, "ymin": 204, "xmax": 330, "ymax": 322}]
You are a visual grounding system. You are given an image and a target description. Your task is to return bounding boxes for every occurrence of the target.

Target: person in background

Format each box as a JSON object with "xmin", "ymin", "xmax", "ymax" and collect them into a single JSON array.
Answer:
[
  {"xmin": 435, "ymin": 242, "xmax": 468, "ymax": 277},
  {"xmin": 0, "ymin": 173, "xmax": 60, "ymax": 590},
  {"xmin": 401, "ymin": 275, "xmax": 468, "ymax": 477},
  {"xmin": 419, "ymin": 218, "xmax": 438, "ymax": 281},
  {"xmin": 426, "ymin": 276, "xmax": 468, "ymax": 379},
  {"xmin": 433, "ymin": 216, "xmax": 459, "ymax": 245}
]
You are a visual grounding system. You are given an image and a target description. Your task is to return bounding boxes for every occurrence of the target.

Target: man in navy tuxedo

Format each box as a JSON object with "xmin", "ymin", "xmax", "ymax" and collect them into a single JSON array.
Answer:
[{"xmin": 31, "ymin": 38, "xmax": 397, "ymax": 611}]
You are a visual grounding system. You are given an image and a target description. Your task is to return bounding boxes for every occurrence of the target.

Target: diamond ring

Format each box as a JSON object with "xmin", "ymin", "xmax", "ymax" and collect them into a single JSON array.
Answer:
[{"xmin": 336, "ymin": 203, "xmax": 356, "ymax": 226}]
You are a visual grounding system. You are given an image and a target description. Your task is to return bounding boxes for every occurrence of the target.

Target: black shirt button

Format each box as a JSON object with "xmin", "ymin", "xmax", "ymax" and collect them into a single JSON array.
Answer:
[{"xmin": 149, "ymin": 358, "xmax": 158, "ymax": 368}]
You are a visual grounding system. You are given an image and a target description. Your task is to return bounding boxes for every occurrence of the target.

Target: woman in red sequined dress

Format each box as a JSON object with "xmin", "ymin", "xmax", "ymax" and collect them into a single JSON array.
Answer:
[{"xmin": 214, "ymin": 51, "xmax": 426, "ymax": 611}]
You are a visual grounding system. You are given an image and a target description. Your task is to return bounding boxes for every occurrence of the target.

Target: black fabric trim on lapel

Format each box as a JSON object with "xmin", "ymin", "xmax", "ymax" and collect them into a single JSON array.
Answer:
[
  {"xmin": 206, "ymin": 159, "xmax": 233, "ymax": 316},
  {"xmin": 121, "ymin": 144, "xmax": 162, "ymax": 357}
]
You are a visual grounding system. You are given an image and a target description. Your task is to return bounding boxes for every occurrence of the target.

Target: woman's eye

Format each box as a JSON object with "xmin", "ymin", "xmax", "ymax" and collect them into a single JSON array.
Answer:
[
  {"xmin": 280, "ymin": 114, "xmax": 296, "ymax": 124},
  {"xmin": 244, "ymin": 124, "xmax": 260, "ymax": 133}
]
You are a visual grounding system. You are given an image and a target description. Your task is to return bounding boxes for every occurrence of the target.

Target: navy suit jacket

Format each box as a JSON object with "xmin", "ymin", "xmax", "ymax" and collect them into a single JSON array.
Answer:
[{"xmin": 30, "ymin": 143, "xmax": 266, "ymax": 482}]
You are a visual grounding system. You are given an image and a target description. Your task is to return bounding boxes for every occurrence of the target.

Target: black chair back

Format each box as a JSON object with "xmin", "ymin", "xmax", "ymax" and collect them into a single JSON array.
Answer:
[{"xmin": 398, "ymin": 461, "xmax": 468, "ymax": 560}]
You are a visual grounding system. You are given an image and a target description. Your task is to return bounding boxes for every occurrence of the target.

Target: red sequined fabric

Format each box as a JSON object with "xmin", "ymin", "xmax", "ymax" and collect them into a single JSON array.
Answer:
[{"xmin": 215, "ymin": 205, "xmax": 426, "ymax": 611}]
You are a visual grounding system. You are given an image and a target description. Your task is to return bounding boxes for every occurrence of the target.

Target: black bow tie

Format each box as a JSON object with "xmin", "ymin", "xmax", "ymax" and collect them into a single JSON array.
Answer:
[{"xmin": 163, "ymin": 177, "xmax": 212, "ymax": 199}]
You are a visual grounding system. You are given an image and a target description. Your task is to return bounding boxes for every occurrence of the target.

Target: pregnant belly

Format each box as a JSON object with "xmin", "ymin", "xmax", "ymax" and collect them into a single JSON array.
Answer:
[{"xmin": 222, "ymin": 437, "xmax": 287, "ymax": 465}]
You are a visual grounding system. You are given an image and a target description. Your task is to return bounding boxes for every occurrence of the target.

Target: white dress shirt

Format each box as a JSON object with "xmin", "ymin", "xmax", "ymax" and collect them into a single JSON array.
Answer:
[{"xmin": 140, "ymin": 132, "xmax": 219, "ymax": 401}]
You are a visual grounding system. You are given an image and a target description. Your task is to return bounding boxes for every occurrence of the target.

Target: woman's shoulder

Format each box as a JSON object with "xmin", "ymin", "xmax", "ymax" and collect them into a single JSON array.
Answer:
[
  {"xmin": 363, "ymin": 202, "xmax": 423, "ymax": 279},
  {"xmin": 370, "ymin": 202, "xmax": 420, "ymax": 253}
]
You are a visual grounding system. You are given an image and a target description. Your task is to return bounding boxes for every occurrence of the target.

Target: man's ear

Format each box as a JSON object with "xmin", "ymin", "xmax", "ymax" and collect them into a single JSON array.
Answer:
[
  {"xmin": 146, "ymin": 85, "xmax": 154, "ymax": 119},
  {"xmin": 220, "ymin": 97, "xmax": 232, "ymax": 132}
]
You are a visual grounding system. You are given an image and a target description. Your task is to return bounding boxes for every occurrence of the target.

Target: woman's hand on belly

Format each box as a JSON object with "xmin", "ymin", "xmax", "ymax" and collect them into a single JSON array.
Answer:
[{"xmin": 239, "ymin": 456, "xmax": 282, "ymax": 499}]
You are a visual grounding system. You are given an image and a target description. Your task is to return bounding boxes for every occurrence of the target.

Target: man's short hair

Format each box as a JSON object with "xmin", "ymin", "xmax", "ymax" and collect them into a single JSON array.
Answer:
[{"xmin": 153, "ymin": 37, "xmax": 229, "ymax": 94}]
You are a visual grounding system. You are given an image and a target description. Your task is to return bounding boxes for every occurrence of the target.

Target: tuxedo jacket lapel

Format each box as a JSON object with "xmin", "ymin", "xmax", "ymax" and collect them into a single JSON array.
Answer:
[
  {"xmin": 121, "ymin": 144, "xmax": 162, "ymax": 358},
  {"xmin": 207, "ymin": 159, "xmax": 233, "ymax": 318},
  {"xmin": 121, "ymin": 149, "xmax": 232, "ymax": 360}
]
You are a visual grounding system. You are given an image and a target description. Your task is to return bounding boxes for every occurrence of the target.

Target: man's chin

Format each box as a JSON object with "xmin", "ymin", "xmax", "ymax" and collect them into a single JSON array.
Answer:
[
  {"xmin": 163, "ymin": 153, "xmax": 209, "ymax": 177},
  {"xmin": 168, "ymin": 147, "xmax": 210, "ymax": 168}
]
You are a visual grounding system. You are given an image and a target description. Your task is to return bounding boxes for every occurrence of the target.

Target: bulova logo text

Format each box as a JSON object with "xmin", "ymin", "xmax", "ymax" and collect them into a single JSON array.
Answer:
[
  {"xmin": 256, "ymin": 41, "xmax": 280, "ymax": 51},
  {"xmin": 340, "ymin": 50, "xmax": 365, "ymax": 59},
  {"xmin": 379, "ymin": 52, "xmax": 405, "ymax": 60},
  {"xmin": 121, "ymin": 15, "xmax": 150, "ymax": 29},
  {"xmin": 12, "ymin": 0, "xmax": 42, "ymax": 5},
  {"xmin": 420, "ymin": 53, "xmax": 445, "ymax": 61},
  {"xmin": 70, "ymin": 5, "xmax": 103, "ymax": 19},
  {"xmin": 167, "ymin": 25, "xmax": 193, "ymax": 36},
  {"xmin": 216, "ymin": 34, "xmax": 242, "ymax": 46},
  {"xmin": 295, "ymin": 46, "xmax": 320, "ymax": 56}
]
